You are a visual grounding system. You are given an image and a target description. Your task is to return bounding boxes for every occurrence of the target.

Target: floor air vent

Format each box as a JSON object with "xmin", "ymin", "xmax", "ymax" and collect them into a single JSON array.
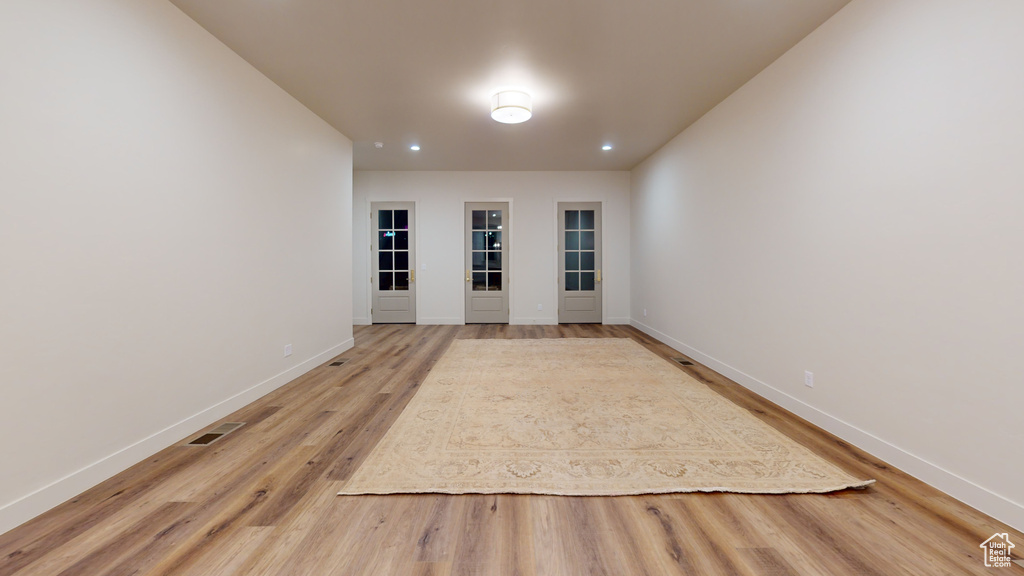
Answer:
[
  {"xmin": 671, "ymin": 357, "xmax": 694, "ymax": 366},
  {"xmin": 186, "ymin": 422, "xmax": 245, "ymax": 446},
  {"xmin": 329, "ymin": 358, "xmax": 350, "ymax": 366}
]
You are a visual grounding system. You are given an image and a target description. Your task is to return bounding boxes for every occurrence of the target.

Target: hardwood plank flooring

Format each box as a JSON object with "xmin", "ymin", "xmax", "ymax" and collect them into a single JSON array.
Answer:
[{"xmin": 1, "ymin": 324, "xmax": 1021, "ymax": 576}]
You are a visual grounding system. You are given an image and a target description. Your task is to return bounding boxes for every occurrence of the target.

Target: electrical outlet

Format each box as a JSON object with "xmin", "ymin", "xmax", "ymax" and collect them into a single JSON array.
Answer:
[
  {"xmin": 643, "ymin": 308, "xmax": 648, "ymax": 317},
  {"xmin": 284, "ymin": 344, "xmax": 293, "ymax": 358},
  {"xmin": 804, "ymin": 370, "xmax": 814, "ymax": 388},
  {"xmin": 537, "ymin": 304, "xmax": 543, "ymax": 311}
]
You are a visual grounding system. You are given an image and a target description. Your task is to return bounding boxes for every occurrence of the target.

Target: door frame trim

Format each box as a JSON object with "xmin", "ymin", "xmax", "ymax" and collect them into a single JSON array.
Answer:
[
  {"xmin": 553, "ymin": 199, "xmax": 605, "ymax": 325},
  {"xmin": 365, "ymin": 199, "xmax": 419, "ymax": 325},
  {"xmin": 461, "ymin": 197, "xmax": 514, "ymax": 325}
]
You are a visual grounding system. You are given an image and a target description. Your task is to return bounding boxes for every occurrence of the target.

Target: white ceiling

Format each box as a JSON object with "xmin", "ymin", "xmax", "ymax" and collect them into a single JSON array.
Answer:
[{"xmin": 169, "ymin": 0, "xmax": 851, "ymax": 171}]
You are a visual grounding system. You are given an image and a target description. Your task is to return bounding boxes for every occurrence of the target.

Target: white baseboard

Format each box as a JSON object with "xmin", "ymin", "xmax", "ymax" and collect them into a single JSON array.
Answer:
[
  {"xmin": 512, "ymin": 317, "xmax": 557, "ymax": 325},
  {"xmin": 353, "ymin": 317, "xmax": 371, "ymax": 326},
  {"xmin": 630, "ymin": 319, "xmax": 1024, "ymax": 532},
  {"xmin": 0, "ymin": 337, "xmax": 355, "ymax": 536},
  {"xmin": 506, "ymin": 317, "xmax": 630, "ymax": 325},
  {"xmin": 418, "ymin": 317, "xmax": 462, "ymax": 325}
]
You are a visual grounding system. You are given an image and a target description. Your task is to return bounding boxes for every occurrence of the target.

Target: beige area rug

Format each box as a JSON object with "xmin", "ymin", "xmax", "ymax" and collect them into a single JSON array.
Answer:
[{"xmin": 338, "ymin": 338, "xmax": 874, "ymax": 496}]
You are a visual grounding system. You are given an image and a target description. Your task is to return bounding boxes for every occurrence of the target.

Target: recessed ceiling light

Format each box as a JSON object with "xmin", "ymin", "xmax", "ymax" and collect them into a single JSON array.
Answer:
[
  {"xmin": 410, "ymin": 145, "xmax": 420, "ymax": 151},
  {"xmin": 491, "ymin": 89, "xmax": 532, "ymax": 124},
  {"xmin": 602, "ymin": 145, "xmax": 613, "ymax": 151},
  {"xmin": 374, "ymin": 142, "xmax": 384, "ymax": 149}
]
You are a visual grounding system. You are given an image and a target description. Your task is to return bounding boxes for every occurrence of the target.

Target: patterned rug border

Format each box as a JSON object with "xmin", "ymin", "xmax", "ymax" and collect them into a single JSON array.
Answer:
[{"xmin": 339, "ymin": 483, "xmax": 874, "ymax": 497}]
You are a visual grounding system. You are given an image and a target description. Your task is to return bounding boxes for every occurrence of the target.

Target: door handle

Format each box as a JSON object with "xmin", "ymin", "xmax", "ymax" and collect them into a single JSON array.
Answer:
[
  {"xmin": 466, "ymin": 270, "xmax": 470, "ymax": 282},
  {"xmin": 596, "ymin": 269, "xmax": 602, "ymax": 283},
  {"xmin": 410, "ymin": 270, "xmax": 415, "ymax": 283}
]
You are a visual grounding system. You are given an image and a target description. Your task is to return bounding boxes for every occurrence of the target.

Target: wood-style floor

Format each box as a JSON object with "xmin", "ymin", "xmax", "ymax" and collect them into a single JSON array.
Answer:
[{"xmin": 1, "ymin": 324, "xmax": 1021, "ymax": 576}]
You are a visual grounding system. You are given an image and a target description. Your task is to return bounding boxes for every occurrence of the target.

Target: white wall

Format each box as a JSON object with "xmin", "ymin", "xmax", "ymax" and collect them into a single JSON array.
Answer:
[
  {"xmin": 354, "ymin": 171, "xmax": 630, "ymax": 325},
  {"xmin": 0, "ymin": 0, "xmax": 353, "ymax": 534},
  {"xmin": 631, "ymin": 0, "xmax": 1024, "ymax": 530}
]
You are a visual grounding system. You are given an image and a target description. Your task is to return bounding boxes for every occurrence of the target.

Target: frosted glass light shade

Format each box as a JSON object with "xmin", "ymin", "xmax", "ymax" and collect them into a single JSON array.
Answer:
[{"xmin": 490, "ymin": 90, "xmax": 532, "ymax": 124}]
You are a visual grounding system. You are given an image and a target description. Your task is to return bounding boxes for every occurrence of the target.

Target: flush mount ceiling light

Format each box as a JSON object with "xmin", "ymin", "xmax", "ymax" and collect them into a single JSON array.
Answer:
[{"xmin": 490, "ymin": 89, "xmax": 532, "ymax": 124}]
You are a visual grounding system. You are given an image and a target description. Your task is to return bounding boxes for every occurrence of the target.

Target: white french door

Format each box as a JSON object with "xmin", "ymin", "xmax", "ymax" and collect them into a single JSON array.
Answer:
[
  {"xmin": 558, "ymin": 202, "xmax": 601, "ymax": 324},
  {"xmin": 371, "ymin": 202, "xmax": 416, "ymax": 323},
  {"xmin": 465, "ymin": 202, "xmax": 509, "ymax": 324}
]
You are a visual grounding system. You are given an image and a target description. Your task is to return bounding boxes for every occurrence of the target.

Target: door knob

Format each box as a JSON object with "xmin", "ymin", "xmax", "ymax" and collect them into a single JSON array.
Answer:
[{"xmin": 466, "ymin": 270, "xmax": 470, "ymax": 282}]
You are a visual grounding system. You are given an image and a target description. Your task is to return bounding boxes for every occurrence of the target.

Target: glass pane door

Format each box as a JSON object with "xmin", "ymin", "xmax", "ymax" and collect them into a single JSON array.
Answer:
[
  {"xmin": 558, "ymin": 202, "xmax": 601, "ymax": 323},
  {"xmin": 372, "ymin": 202, "xmax": 415, "ymax": 323},
  {"xmin": 465, "ymin": 202, "xmax": 509, "ymax": 324}
]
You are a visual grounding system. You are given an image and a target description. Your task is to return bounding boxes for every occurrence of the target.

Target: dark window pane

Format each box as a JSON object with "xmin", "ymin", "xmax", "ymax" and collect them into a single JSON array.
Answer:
[
  {"xmin": 565, "ymin": 210, "xmax": 579, "ymax": 230},
  {"xmin": 487, "ymin": 231, "xmax": 501, "ymax": 250},
  {"xmin": 487, "ymin": 251, "xmax": 502, "ymax": 270},
  {"xmin": 394, "ymin": 271, "xmax": 409, "ymax": 290},
  {"xmin": 580, "ymin": 210, "xmax": 595, "ymax": 230},
  {"xmin": 565, "ymin": 231, "xmax": 579, "ymax": 251},
  {"xmin": 487, "ymin": 272, "xmax": 502, "ymax": 290},
  {"xmin": 580, "ymin": 251, "xmax": 595, "ymax": 271},
  {"xmin": 565, "ymin": 252, "xmax": 579, "ymax": 271},
  {"xmin": 581, "ymin": 231, "xmax": 595, "ymax": 251},
  {"xmin": 394, "ymin": 230, "xmax": 408, "ymax": 250},
  {"xmin": 394, "ymin": 251, "xmax": 409, "ymax": 271},
  {"xmin": 472, "ymin": 272, "xmax": 487, "ymax": 291},
  {"xmin": 488, "ymin": 210, "xmax": 502, "ymax": 230},
  {"xmin": 394, "ymin": 210, "xmax": 409, "ymax": 230},
  {"xmin": 378, "ymin": 210, "xmax": 392, "ymax": 230},
  {"xmin": 472, "ymin": 231, "xmax": 485, "ymax": 250},
  {"xmin": 472, "ymin": 252, "xmax": 486, "ymax": 271},
  {"xmin": 581, "ymin": 272, "xmax": 595, "ymax": 291},
  {"xmin": 378, "ymin": 251, "xmax": 393, "ymax": 271},
  {"xmin": 472, "ymin": 210, "xmax": 487, "ymax": 230},
  {"xmin": 379, "ymin": 272, "xmax": 394, "ymax": 290},
  {"xmin": 565, "ymin": 272, "xmax": 579, "ymax": 291},
  {"xmin": 378, "ymin": 231, "xmax": 393, "ymax": 251}
]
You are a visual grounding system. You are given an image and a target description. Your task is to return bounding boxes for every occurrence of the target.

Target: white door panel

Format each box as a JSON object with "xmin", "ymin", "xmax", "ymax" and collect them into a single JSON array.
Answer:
[
  {"xmin": 465, "ymin": 202, "xmax": 509, "ymax": 324},
  {"xmin": 558, "ymin": 202, "xmax": 602, "ymax": 324},
  {"xmin": 372, "ymin": 202, "xmax": 416, "ymax": 323}
]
